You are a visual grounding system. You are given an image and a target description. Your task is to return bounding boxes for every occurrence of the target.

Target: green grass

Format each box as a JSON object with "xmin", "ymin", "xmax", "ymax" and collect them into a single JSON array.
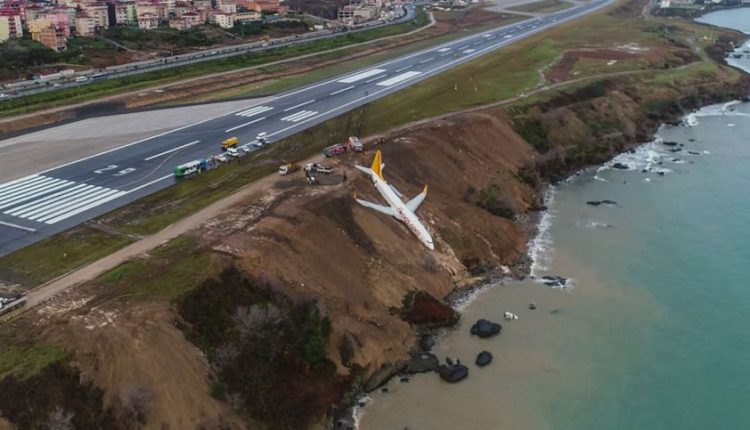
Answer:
[
  {"xmin": 0, "ymin": 227, "xmax": 136, "ymax": 287},
  {"xmin": 508, "ymin": 0, "xmax": 574, "ymax": 14},
  {"xmin": 95, "ymin": 235, "xmax": 219, "ymax": 300},
  {"xmin": 0, "ymin": 8, "xmax": 430, "ymax": 118},
  {"xmin": 0, "ymin": 344, "xmax": 68, "ymax": 379}
]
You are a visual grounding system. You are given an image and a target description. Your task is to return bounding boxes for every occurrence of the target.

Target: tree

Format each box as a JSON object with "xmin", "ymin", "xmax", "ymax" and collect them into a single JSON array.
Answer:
[
  {"xmin": 231, "ymin": 304, "xmax": 281, "ymax": 340},
  {"xmin": 117, "ymin": 385, "xmax": 153, "ymax": 428}
]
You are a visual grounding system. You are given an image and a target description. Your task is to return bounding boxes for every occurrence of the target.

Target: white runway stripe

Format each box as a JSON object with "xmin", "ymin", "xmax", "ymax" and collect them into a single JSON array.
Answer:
[
  {"xmin": 225, "ymin": 117, "xmax": 265, "ymax": 133},
  {"xmin": 330, "ymin": 85, "xmax": 355, "ymax": 96},
  {"xmin": 33, "ymin": 188, "xmax": 119, "ymax": 222},
  {"xmin": 0, "ymin": 173, "xmax": 133, "ymax": 225},
  {"xmin": 37, "ymin": 189, "xmax": 122, "ymax": 223},
  {"xmin": 437, "ymin": 48, "xmax": 451, "ymax": 53},
  {"xmin": 281, "ymin": 110, "xmax": 318, "ymax": 122},
  {"xmin": 0, "ymin": 175, "xmax": 39, "ymax": 195},
  {"xmin": 44, "ymin": 191, "xmax": 127, "ymax": 225},
  {"xmin": 283, "ymin": 99, "xmax": 315, "ymax": 112},
  {"xmin": 0, "ymin": 179, "xmax": 73, "ymax": 210},
  {"xmin": 376, "ymin": 71, "xmax": 422, "ymax": 87},
  {"xmin": 0, "ymin": 176, "xmax": 49, "ymax": 199},
  {"xmin": 0, "ymin": 177, "xmax": 64, "ymax": 204},
  {"xmin": 235, "ymin": 105, "xmax": 273, "ymax": 117},
  {"xmin": 4, "ymin": 184, "xmax": 91, "ymax": 216}
]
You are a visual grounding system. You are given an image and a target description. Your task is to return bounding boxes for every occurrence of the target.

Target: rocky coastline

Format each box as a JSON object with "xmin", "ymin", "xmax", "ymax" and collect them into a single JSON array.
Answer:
[{"xmin": 332, "ymin": 59, "xmax": 750, "ymax": 430}]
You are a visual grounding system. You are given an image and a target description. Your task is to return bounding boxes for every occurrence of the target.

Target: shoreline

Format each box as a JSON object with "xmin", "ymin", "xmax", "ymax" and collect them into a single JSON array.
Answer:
[
  {"xmin": 347, "ymin": 94, "xmax": 750, "ymax": 429},
  {"xmin": 356, "ymin": 99, "xmax": 750, "ymax": 429}
]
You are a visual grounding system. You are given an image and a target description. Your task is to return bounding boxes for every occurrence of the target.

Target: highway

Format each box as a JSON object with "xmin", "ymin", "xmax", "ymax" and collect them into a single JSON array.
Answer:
[
  {"xmin": 0, "ymin": 5, "xmax": 414, "ymax": 100},
  {"xmin": 0, "ymin": 0, "xmax": 612, "ymax": 256}
]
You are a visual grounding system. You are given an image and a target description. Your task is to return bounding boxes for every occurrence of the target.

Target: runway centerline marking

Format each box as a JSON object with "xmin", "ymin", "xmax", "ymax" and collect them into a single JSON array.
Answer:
[
  {"xmin": 283, "ymin": 99, "xmax": 316, "ymax": 112},
  {"xmin": 144, "ymin": 140, "xmax": 200, "ymax": 161},
  {"xmin": 330, "ymin": 85, "xmax": 355, "ymax": 96},
  {"xmin": 338, "ymin": 69, "xmax": 386, "ymax": 83},
  {"xmin": 225, "ymin": 117, "xmax": 266, "ymax": 133}
]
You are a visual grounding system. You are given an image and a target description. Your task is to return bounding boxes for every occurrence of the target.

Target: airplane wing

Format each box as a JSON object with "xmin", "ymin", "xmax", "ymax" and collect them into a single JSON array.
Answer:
[
  {"xmin": 356, "ymin": 198, "xmax": 396, "ymax": 216},
  {"xmin": 405, "ymin": 185, "xmax": 428, "ymax": 212}
]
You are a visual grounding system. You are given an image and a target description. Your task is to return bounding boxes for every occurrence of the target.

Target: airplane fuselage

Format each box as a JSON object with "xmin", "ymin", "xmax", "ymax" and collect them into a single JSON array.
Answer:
[{"xmin": 371, "ymin": 175, "xmax": 434, "ymax": 250}]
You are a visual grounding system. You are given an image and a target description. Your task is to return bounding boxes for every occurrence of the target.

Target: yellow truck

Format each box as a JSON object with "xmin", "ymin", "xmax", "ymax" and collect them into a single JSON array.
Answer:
[{"xmin": 222, "ymin": 136, "xmax": 239, "ymax": 151}]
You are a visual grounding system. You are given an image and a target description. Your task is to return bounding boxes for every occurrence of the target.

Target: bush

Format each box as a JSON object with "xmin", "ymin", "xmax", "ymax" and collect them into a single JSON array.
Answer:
[
  {"xmin": 477, "ymin": 184, "xmax": 515, "ymax": 219},
  {"xmin": 177, "ymin": 267, "xmax": 348, "ymax": 429}
]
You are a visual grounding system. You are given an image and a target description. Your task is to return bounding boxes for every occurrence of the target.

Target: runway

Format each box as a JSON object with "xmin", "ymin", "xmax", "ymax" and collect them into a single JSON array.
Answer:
[{"xmin": 0, "ymin": 0, "xmax": 612, "ymax": 256}]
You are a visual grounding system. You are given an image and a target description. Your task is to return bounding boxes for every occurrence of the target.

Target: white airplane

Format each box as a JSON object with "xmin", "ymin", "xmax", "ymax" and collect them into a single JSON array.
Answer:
[{"xmin": 354, "ymin": 150, "xmax": 434, "ymax": 250}]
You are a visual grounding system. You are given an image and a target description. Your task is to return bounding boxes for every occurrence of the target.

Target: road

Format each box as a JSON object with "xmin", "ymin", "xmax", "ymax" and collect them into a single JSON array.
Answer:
[
  {"xmin": 0, "ymin": 0, "xmax": 612, "ymax": 256},
  {"xmin": 0, "ymin": 5, "xmax": 414, "ymax": 100}
]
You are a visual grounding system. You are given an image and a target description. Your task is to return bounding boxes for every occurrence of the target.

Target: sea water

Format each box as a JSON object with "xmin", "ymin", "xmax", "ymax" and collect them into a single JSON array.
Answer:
[{"xmin": 359, "ymin": 12, "xmax": 750, "ymax": 428}]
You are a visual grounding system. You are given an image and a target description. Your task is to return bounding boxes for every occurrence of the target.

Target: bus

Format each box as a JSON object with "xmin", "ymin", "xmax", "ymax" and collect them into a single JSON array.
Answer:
[{"xmin": 174, "ymin": 160, "xmax": 207, "ymax": 178}]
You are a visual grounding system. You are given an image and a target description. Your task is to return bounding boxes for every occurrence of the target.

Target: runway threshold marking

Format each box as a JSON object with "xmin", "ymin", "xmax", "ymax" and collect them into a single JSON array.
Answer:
[{"xmin": 144, "ymin": 140, "xmax": 200, "ymax": 161}]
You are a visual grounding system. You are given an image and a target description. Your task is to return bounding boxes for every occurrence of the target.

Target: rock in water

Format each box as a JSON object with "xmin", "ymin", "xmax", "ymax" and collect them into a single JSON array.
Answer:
[
  {"xmin": 541, "ymin": 275, "xmax": 568, "ymax": 287},
  {"xmin": 401, "ymin": 291, "xmax": 460, "ymax": 328},
  {"xmin": 438, "ymin": 360, "xmax": 469, "ymax": 383},
  {"xmin": 405, "ymin": 352, "xmax": 439, "ymax": 373},
  {"xmin": 612, "ymin": 162, "xmax": 630, "ymax": 170},
  {"xmin": 529, "ymin": 302, "xmax": 537, "ymax": 310},
  {"xmin": 475, "ymin": 351, "xmax": 493, "ymax": 367},
  {"xmin": 586, "ymin": 200, "xmax": 602, "ymax": 206},
  {"xmin": 470, "ymin": 319, "xmax": 502, "ymax": 338}
]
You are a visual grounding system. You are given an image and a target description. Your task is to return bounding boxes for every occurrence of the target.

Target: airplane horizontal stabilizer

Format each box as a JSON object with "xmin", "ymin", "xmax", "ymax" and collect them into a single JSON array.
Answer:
[
  {"xmin": 356, "ymin": 198, "xmax": 396, "ymax": 216},
  {"xmin": 405, "ymin": 185, "xmax": 428, "ymax": 212}
]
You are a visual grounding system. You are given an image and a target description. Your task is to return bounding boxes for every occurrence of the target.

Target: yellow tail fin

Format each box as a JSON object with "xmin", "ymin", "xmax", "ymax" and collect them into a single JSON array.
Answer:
[{"xmin": 371, "ymin": 150, "xmax": 384, "ymax": 180}]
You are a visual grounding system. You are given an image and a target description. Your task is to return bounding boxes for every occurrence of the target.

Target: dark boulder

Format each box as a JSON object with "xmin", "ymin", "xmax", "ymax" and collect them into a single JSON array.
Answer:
[
  {"xmin": 438, "ymin": 359, "xmax": 469, "ymax": 383},
  {"xmin": 364, "ymin": 362, "xmax": 406, "ymax": 392},
  {"xmin": 612, "ymin": 162, "xmax": 630, "ymax": 170},
  {"xmin": 586, "ymin": 200, "xmax": 602, "ymax": 206},
  {"xmin": 405, "ymin": 352, "xmax": 439, "ymax": 374},
  {"xmin": 401, "ymin": 291, "xmax": 459, "ymax": 328},
  {"xmin": 602, "ymin": 199, "xmax": 617, "ymax": 205},
  {"xmin": 470, "ymin": 319, "xmax": 502, "ymax": 338},
  {"xmin": 541, "ymin": 275, "xmax": 568, "ymax": 287},
  {"xmin": 529, "ymin": 302, "xmax": 537, "ymax": 310},
  {"xmin": 688, "ymin": 151, "xmax": 701, "ymax": 155},
  {"xmin": 475, "ymin": 351, "xmax": 493, "ymax": 367},
  {"xmin": 662, "ymin": 141, "xmax": 679, "ymax": 147}
]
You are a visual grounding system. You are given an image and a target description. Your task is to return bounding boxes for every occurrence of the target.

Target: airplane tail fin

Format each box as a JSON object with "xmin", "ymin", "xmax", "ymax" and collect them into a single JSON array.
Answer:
[{"xmin": 371, "ymin": 150, "xmax": 384, "ymax": 180}]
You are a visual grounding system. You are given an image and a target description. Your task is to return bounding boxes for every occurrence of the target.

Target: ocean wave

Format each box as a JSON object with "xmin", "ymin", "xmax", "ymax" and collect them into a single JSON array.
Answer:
[
  {"xmin": 528, "ymin": 187, "xmax": 557, "ymax": 277},
  {"xmin": 453, "ymin": 282, "xmax": 497, "ymax": 312},
  {"xmin": 352, "ymin": 395, "xmax": 372, "ymax": 429},
  {"xmin": 682, "ymin": 100, "xmax": 750, "ymax": 127},
  {"xmin": 576, "ymin": 220, "xmax": 613, "ymax": 229},
  {"xmin": 597, "ymin": 139, "xmax": 671, "ymax": 174}
]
